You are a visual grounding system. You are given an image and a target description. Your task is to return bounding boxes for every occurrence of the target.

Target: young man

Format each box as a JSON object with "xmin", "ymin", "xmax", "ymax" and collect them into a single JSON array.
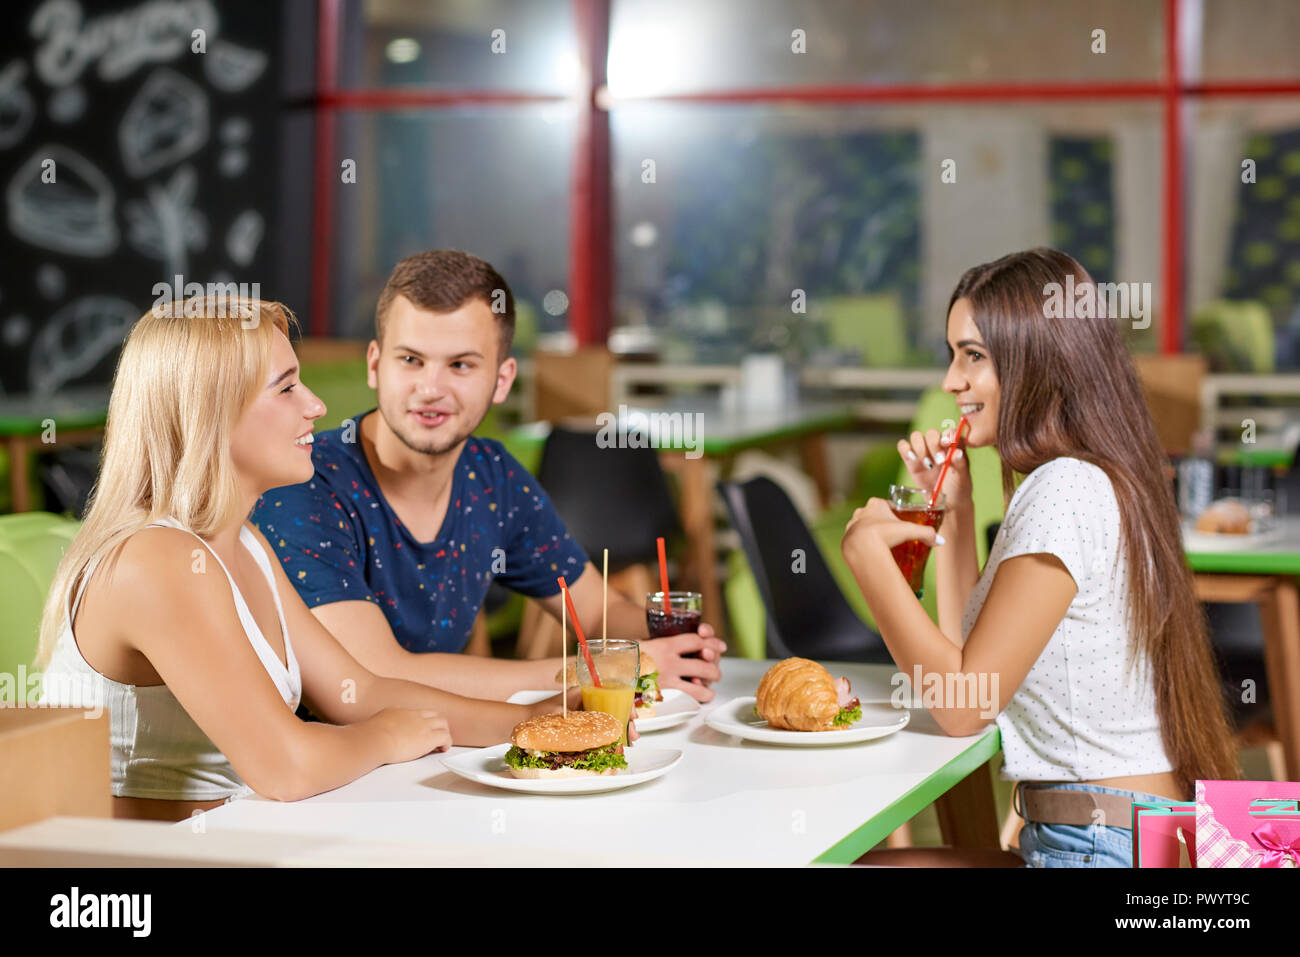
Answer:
[{"xmin": 252, "ymin": 250, "xmax": 726, "ymax": 703}]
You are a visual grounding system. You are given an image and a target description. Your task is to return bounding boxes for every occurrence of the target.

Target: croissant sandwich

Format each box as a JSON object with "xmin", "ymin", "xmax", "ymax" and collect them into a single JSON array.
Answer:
[{"xmin": 755, "ymin": 658, "xmax": 862, "ymax": 731}]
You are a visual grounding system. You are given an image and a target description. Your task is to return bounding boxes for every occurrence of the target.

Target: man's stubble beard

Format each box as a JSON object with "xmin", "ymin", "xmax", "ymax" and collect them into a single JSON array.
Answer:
[{"xmin": 379, "ymin": 401, "xmax": 491, "ymax": 457}]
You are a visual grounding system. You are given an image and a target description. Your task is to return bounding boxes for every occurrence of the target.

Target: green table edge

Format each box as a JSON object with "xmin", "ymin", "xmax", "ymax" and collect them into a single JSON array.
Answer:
[
  {"xmin": 0, "ymin": 411, "xmax": 108, "ymax": 435},
  {"xmin": 696, "ymin": 409, "xmax": 858, "ymax": 456},
  {"xmin": 811, "ymin": 726, "xmax": 1002, "ymax": 865},
  {"xmin": 1186, "ymin": 553, "xmax": 1300, "ymax": 575},
  {"xmin": 1217, "ymin": 448, "xmax": 1291, "ymax": 468},
  {"xmin": 508, "ymin": 409, "xmax": 858, "ymax": 459}
]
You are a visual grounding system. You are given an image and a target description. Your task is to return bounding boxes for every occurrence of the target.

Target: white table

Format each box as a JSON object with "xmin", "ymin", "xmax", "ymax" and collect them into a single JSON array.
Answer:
[{"xmin": 191, "ymin": 659, "xmax": 1002, "ymax": 866}]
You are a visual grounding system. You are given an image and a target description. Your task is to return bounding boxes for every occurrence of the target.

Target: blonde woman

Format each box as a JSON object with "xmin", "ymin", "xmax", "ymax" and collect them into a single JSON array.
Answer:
[{"xmin": 37, "ymin": 298, "xmax": 575, "ymax": 822}]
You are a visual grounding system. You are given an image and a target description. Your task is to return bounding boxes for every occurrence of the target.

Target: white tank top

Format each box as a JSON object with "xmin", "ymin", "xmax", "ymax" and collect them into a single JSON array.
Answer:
[{"xmin": 39, "ymin": 518, "xmax": 302, "ymax": 801}]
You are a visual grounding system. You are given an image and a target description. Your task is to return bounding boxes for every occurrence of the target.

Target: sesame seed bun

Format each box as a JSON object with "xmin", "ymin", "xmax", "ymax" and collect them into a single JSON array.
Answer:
[{"xmin": 510, "ymin": 710, "xmax": 622, "ymax": 753}]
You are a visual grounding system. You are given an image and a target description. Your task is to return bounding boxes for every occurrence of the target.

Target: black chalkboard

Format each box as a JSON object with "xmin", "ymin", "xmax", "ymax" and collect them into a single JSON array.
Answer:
[{"xmin": 0, "ymin": 0, "xmax": 298, "ymax": 395}]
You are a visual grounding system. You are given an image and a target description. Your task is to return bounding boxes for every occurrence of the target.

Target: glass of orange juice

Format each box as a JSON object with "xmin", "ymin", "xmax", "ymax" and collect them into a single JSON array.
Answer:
[{"xmin": 577, "ymin": 639, "xmax": 639, "ymax": 747}]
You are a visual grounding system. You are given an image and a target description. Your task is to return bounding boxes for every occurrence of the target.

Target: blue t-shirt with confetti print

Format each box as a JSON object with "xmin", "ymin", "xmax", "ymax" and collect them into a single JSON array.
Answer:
[{"xmin": 251, "ymin": 415, "xmax": 589, "ymax": 654}]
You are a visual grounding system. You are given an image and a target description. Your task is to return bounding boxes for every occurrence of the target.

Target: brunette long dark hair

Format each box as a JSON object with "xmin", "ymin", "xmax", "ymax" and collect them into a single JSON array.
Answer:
[{"xmin": 950, "ymin": 248, "xmax": 1239, "ymax": 797}]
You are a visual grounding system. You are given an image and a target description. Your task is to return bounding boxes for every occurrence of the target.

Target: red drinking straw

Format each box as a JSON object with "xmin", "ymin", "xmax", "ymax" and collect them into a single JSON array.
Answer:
[
  {"xmin": 656, "ymin": 536, "xmax": 671, "ymax": 614},
  {"xmin": 929, "ymin": 416, "xmax": 970, "ymax": 509},
  {"xmin": 557, "ymin": 576, "xmax": 601, "ymax": 687}
]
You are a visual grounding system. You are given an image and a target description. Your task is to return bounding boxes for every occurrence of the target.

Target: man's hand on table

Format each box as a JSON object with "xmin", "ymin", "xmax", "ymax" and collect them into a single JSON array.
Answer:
[{"xmin": 643, "ymin": 623, "xmax": 727, "ymax": 703}]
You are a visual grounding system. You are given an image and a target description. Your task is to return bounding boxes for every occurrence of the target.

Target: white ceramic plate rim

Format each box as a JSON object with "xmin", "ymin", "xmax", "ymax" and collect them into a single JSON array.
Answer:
[
  {"xmin": 704, "ymin": 696, "xmax": 910, "ymax": 746},
  {"xmin": 1182, "ymin": 523, "xmax": 1285, "ymax": 552},
  {"xmin": 630, "ymin": 687, "xmax": 700, "ymax": 732},
  {"xmin": 441, "ymin": 743, "xmax": 682, "ymax": 794}
]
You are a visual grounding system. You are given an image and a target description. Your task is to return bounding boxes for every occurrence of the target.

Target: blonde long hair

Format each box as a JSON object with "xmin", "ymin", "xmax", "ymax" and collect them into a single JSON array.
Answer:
[{"xmin": 36, "ymin": 298, "xmax": 295, "ymax": 667}]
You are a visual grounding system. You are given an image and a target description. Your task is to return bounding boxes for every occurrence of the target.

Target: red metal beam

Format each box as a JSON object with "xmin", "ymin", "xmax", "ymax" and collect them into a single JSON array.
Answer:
[
  {"xmin": 567, "ymin": 0, "xmax": 612, "ymax": 348},
  {"xmin": 309, "ymin": 0, "xmax": 342, "ymax": 338},
  {"xmin": 1161, "ymin": 0, "xmax": 1183, "ymax": 355},
  {"xmin": 317, "ymin": 78, "xmax": 1300, "ymax": 111}
]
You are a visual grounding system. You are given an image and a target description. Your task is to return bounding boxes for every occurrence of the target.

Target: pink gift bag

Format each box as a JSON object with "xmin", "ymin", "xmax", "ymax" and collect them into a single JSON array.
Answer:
[
  {"xmin": 1133, "ymin": 799, "xmax": 1197, "ymax": 868},
  {"xmin": 1194, "ymin": 779, "xmax": 1300, "ymax": 868}
]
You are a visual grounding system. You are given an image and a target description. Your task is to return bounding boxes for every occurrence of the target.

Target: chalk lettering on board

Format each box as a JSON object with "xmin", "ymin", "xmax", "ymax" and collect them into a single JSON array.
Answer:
[
  {"xmin": 47, "ymin": 83, "xmax": 86, "ymax": 124},
  {"xmin": 204, "ymin": 39, "xmax": 267, "ymax": 93},
  {"xmin": 3, "ymin": 314, "xmax": 31, "ymax": 347},
  {"xmin": 124, "ymin": 163, "xmax": 207, "ymax": 279},
  {"xmin": 0, "ymin": 61, "xmax": 36, "ymax": 150},
  {"xmin": 36, "ymin": 264, "xmax": 67, "ymax": 300},
  {"xmin": 219, "ymin": 115, "xmax": 250, "ymax": 177},
  {"xmin": 6, "ymin": 144, "xmax": 118, "ymax": 256},
  {"xmin": 219, "ymin": 148, "xmax": 247, "ymax": 178},
  {"xmin": 28, "ymin": 296, "xmax": 137, "ymax": 394},
  {"xmin": 220, "ymin": 116, "xmax": 250, "ymax": 142},
  {"xmin": 118, "ymin": 67, "xmax": 209, "ymax": 178},
  {"xmin": 225, "ymin": 209, "xmax": 263, "ymax": 266},
  {"xmin": 29, "ymin": 0, "xmax": 220, "ymax": 88}
]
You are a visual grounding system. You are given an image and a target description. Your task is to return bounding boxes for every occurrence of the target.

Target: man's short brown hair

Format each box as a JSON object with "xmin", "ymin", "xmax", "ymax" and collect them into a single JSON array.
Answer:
[{"xmin": 375, "ymin": 249, "xmax": 515, "ymax": 359}]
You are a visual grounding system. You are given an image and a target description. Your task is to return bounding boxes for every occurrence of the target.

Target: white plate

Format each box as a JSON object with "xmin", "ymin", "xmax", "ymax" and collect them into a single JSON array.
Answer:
[
  {"xmin": 632, "ymin": 688, "xmax": 700, "ymax": 733},
  {"xmin": 505, "ymin": 688, "xmax": 700, "ymax": 733},
  {"xmin": 704, "ymin": 696, "xmax": 909, "ymax": 746},
  {"xmin": 441, "ymin": 744, "xmax": 682, "ymax": 794},
  {"xmin": 1182, "ymin": 523, "xmax": 1284, "ymax": 552}
]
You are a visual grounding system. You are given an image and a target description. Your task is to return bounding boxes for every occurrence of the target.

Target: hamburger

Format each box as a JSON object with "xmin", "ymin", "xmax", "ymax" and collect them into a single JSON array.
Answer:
[
  {"xmin": 504, "ymin": 711, "xmax": 628, "ymax": 778},
  {"xmin": 634, "ymin": 652, "xmax": 663, "ymax": 718}
]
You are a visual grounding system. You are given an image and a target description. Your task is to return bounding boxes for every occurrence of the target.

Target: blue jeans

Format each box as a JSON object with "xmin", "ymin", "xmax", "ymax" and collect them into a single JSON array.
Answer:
[{"xmin": 1015, "ymin": 782, "xmax": 1173, "ymax": 868}]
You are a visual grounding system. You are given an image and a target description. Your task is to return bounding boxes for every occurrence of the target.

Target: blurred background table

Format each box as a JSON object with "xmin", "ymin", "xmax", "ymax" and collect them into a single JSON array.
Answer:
[
  {"xmin": 1185, "ymin": 517, "xmax": 1300, "ymax": 779},
  {"xmin": 0, "ymin": 390, "xmax": 109, "ymax": 514},
  {"xmin": 511, "ymin": 398, "xmax": 858, "ymax": 639}
]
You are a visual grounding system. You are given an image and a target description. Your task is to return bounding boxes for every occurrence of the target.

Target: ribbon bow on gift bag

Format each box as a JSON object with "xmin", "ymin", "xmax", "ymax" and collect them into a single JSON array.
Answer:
[
  {"xmin": 1195, "ymin": 780, "xmax": 1300, "ymax": 868},
  {"xmin": 1253, "ymin": 822, "xmax": 1300, "ymax": 868}
]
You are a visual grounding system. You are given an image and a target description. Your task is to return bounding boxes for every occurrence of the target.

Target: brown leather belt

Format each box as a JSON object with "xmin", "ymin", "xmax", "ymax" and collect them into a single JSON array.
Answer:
[{"xmin": 1014, "ymin": 782, "xmax": 1134, "ymax": 830}]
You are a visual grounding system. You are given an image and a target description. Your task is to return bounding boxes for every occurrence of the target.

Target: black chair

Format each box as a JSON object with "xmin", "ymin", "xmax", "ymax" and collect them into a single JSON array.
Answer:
[
  {"xmin": 536, "ymin": 426, "xmax": 681, "ymax": 571},
  {"xmin": 985, "ymin": 521, "xmax": 1001, "ymax": 554},
  {"xmin": 718, "ymin": 476, "xmax": 892, "ymax": 664}
]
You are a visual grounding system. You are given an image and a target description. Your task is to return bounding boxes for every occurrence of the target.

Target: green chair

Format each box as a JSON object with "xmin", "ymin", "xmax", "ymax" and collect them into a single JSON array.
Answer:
[
  {"xmin": 298, "ymin": 357, "xmax": 375, "ymax": 432},
  {"xmin": 1191, "ymin": 300, "xmax": 1275, "ymax": 373},
  {"xmin": 0, "ymin": 512, "xmax": 81, "ymax": 689},
  {"xmin": 821, "ymin": 293, "xmax": 910, "ymax": 367}
]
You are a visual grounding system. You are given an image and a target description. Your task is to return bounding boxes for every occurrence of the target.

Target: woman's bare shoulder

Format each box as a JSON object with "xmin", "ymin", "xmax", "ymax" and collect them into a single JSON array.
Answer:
[
  {"xmin": 108, "ymin": 525, "xmax": 205, "ymax": 575},
  {"xmin": 90, "ymin": 526, "xmax": 225, "ymax": 615}
]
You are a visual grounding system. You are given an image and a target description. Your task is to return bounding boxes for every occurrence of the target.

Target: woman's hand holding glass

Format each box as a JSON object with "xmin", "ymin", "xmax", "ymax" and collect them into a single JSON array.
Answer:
[{"xmin": 896, "ymin": 426, "xmax": 973, "ymax": 511}]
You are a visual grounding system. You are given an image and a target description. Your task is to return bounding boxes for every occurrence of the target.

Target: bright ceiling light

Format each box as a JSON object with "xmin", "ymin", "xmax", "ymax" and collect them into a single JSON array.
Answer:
[
  {"xmin": 550, "ymin": 50, "xmax": 581, "ymax": 91},
  {"xmin": 385, "ymin": 38, "xmax": 420, "ymax": 64},
  {"xmin": 606, "ymin": 25, "xmax": 683, "ymax": 97}
]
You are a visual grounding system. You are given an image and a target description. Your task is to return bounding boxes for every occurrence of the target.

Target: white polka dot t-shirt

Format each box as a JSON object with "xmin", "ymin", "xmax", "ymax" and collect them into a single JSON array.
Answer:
[{"xmin": 961, "ymin": 456, "xmax": 1174, "ymax": 782}]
